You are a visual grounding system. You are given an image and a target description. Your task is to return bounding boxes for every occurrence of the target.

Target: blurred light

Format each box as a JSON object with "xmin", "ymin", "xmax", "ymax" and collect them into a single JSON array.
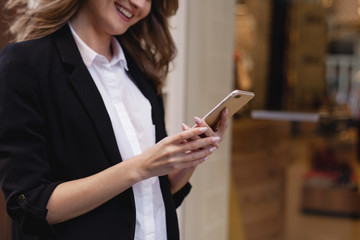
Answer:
[
  {"xmin": 27, "ymin": 0, "xmax": 39, "ymax": 9},
  {"xmin": 236, "ymin": 4, "xmax": 248, "ymax": 16},
  {"xmin": 321, "ymin": 0, "xmax": 333, "ymax": 8}
]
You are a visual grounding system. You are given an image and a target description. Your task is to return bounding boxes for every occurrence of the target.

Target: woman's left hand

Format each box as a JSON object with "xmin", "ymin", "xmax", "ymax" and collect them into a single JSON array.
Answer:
[
  {"xmin": 168, "ymin": 108, "xmax": 229, "ymax": 194},
  {"xmin": 190, "ymin": 107, "xmax": 229, "ymax": 149}
]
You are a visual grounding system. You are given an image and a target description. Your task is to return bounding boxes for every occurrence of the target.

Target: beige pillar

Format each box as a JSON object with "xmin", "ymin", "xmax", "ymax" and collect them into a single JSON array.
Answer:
[{"xmin": 166, "ymin": 0, "xmax": 237, "ymax": 239}]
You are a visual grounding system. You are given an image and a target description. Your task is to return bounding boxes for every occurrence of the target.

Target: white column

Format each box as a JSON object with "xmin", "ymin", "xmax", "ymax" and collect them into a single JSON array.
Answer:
[
  {"xmin": 166, "ymin": 0, "xmax": 189, "ymax": 136},
  {"xmin": 165, "ymin": 0, "xmax": 189, "ymax": 236},
  {"xmin": 166, "ymin": 0, "xmax": 236, "ymax": 239}
]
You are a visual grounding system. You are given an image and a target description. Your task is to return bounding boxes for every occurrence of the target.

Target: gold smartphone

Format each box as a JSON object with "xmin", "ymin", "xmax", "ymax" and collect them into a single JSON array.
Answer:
[{"xmin": 202, "ymin": 90, "xmax": 255, "ymax": 130}]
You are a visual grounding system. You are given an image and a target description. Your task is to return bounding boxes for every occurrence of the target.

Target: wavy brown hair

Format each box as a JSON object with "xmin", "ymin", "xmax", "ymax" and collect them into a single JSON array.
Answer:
[{"xmin": 5, "ymin": 0, "xmax": 179, "ymax": 92}]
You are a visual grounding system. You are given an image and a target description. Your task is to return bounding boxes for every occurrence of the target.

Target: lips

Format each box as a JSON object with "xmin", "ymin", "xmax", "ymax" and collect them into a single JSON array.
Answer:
[{"xmin": 115, "ymin": 3, "xmax": 133, "ymax": 19}]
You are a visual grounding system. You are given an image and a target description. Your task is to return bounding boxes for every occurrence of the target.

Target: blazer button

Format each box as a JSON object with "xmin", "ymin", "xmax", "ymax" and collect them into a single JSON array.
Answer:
[{"xmin": 17, "ymin": 194, "xmax": 25, "ymax": 202}]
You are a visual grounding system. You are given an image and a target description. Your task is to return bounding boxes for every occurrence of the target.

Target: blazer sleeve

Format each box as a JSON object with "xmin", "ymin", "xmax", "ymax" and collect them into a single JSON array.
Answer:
[
  {"xmin": 0, "ymin": 44, "xmax": 62, "ymax": 236},
  {"xmin": 172, "ymin": 182, "xmax": 192, "ymax": 208}
]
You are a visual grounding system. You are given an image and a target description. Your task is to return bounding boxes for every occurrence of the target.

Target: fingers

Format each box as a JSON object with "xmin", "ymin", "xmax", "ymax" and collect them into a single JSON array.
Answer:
[
  {"xmin": 216, "ymin": 108, "xmax": 229, "ymax": 139},
  {"xmin": 141, "ymin": 125, "xmax": 222, "ymax": 178},
  {"xmin": 180, "ymin": 135, "xmax": 220, "ymax": 153},
  {"xmin": 193, "ymin": 116, "xmax": 220, "ymax": 148},
  {"xmin": 154, "ymin": 111, "xmax": 229, "ymax": 173},
  {"xmin": 192, "ymin": 108, "xmax": 229, "ymax": 148},
  {"xmin": 194, "ymin": 116, "xmax": 214, "ymax": 137},
  {"xmin": 169, "ymin": 127, "xmax": 220, "ymax": 164},
  {"xmin": 167, "ymin": 126, "xmax": 208, "ymax": 144},
  {"xmin": 185, "ymin": 158, "xmax": 206, "ymax": 168},
  {"xmin": 161, "ymin": 127, "xmax": 218, "ymax": 158},
  {"xmin": 181, "ymin": 123, "xmax": 201, "ymax": 142},
  {"xmin": 174, "ymin": 143, "xmax": 216, "ymax": 168},
  {"xmin": 180, "ymin": 122, "xmax": 220, "ymax": 152}
]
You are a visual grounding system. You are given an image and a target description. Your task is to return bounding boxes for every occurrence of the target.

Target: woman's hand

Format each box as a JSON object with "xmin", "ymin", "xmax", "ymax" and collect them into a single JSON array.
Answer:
[
  {"xmin": 47, "ymin": 127, "xmax": 216, "ymax": 224},
  {"xmin": 134, "ymin": 126, "xmax": 221, "ymax": 181},
  {"xmin": 181, "ymin": 107, "xmax": 229, "ymax": 150},
  {"xmin": 194, "ymin": 108, "xmax": 229, "ymax": 147},
  {"xmin": 168, "ymin": 108, "xmax": 229, "ymax": 193},
  {"xmin": 46, "ymin": 109, "xmax": 229, "ymax": 224}
]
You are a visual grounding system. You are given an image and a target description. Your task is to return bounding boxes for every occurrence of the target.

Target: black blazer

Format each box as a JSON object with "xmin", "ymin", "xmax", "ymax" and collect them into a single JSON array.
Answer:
[{"xmin": 0, "ymin": 25, "xmax": 191, "ymax": 240}]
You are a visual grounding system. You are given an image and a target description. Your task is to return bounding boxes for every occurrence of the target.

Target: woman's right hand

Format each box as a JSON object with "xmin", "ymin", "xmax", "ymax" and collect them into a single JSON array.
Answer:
[{"xmin": 134, "ymin": 126, "xmax": 220, "ymax": 180}]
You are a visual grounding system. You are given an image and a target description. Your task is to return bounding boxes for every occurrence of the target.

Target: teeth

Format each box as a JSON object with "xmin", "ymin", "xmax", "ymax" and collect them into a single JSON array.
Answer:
[{"xmin": 115, "ymin": 4, "xmax": 133, "ymax": 18}]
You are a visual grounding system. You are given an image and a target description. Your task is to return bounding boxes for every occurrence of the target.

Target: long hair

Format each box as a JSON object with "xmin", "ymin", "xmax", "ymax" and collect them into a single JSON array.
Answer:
[
  {"xmin": 5, "ymin": 0, "xmax": 84, "ymax": 41},
  {"xmin": 119, "ymin": 0, "xmax": 178, "ymax": 92},
  {"xmin": 5, "ymin": 0, "xmax": 179, "ymax": 92}
]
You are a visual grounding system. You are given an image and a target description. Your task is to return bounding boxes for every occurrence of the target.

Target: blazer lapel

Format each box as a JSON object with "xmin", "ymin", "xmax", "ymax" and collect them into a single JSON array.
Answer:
[{"xmin": 52, "ymin": 25, "xmax": 122, "ymax": 165}]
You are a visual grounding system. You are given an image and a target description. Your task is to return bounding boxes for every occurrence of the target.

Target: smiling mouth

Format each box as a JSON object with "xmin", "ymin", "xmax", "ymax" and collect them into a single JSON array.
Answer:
[{"xmin": 115, "ymin": 3, "xmax": 133, "ymax": 19}]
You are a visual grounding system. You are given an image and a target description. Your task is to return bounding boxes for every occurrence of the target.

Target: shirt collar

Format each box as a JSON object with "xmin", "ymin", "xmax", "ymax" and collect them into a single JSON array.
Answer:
[
  {"xmin": 110, "ymin": 37, "xmax": 128, "ymax": 71},
  {"xmin": 68, "ymin": 22, "xmax": 128, "ymax": 71}
]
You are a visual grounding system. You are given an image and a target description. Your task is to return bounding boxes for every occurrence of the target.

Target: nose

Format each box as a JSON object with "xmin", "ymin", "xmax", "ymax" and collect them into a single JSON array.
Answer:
[{"xmin": 129, "ymin": 0, "xmax": 146, "ymax": 9}]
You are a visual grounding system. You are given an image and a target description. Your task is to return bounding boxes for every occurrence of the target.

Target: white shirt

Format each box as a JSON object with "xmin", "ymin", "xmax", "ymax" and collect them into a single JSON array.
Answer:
[{"xmin": 69, "ymin": 23, "xmax": 167, "ymax": 240}]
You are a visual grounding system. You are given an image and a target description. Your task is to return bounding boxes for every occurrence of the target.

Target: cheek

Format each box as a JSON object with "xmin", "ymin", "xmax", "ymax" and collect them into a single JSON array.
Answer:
[
  {"xmin": 135, "ymin": 9, "xmax": 151, "ymax": 24},
  {"xmin": 143, "ymin": 4, "xmax": 152, "ymax": 19}
]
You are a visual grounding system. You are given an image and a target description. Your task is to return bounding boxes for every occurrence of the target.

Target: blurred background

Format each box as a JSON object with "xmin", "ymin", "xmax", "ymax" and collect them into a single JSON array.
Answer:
[
  {"xmin": 1, "ymin": 0, "xmax": 360, "ymax": 239},
  {"xmin": 231, "ymin": 0, "xmax": 360, "ymax": 240}
]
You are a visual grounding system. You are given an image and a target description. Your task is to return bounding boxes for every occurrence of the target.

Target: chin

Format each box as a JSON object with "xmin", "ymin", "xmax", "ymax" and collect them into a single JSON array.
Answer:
[{"xmin": 111, "ymin": 27, "xmax": 129, "ymax": 36}]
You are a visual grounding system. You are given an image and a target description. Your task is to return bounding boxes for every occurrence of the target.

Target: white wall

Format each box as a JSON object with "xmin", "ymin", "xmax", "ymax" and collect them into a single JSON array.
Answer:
[{"xmin": 166, "ymin": 0, "xmax": 236, "ymax": 239}]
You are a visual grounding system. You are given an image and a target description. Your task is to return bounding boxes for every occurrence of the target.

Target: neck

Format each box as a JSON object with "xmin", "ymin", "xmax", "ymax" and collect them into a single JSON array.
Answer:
[{"xmin": 69, "ymin": 16, "xmax": 113, "ymax": 62}]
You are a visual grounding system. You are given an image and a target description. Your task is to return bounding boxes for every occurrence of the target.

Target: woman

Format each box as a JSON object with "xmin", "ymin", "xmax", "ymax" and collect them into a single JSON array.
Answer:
[{"xmin": 0, "ymin": 0, "xmax": 228, "ymax": 239}]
